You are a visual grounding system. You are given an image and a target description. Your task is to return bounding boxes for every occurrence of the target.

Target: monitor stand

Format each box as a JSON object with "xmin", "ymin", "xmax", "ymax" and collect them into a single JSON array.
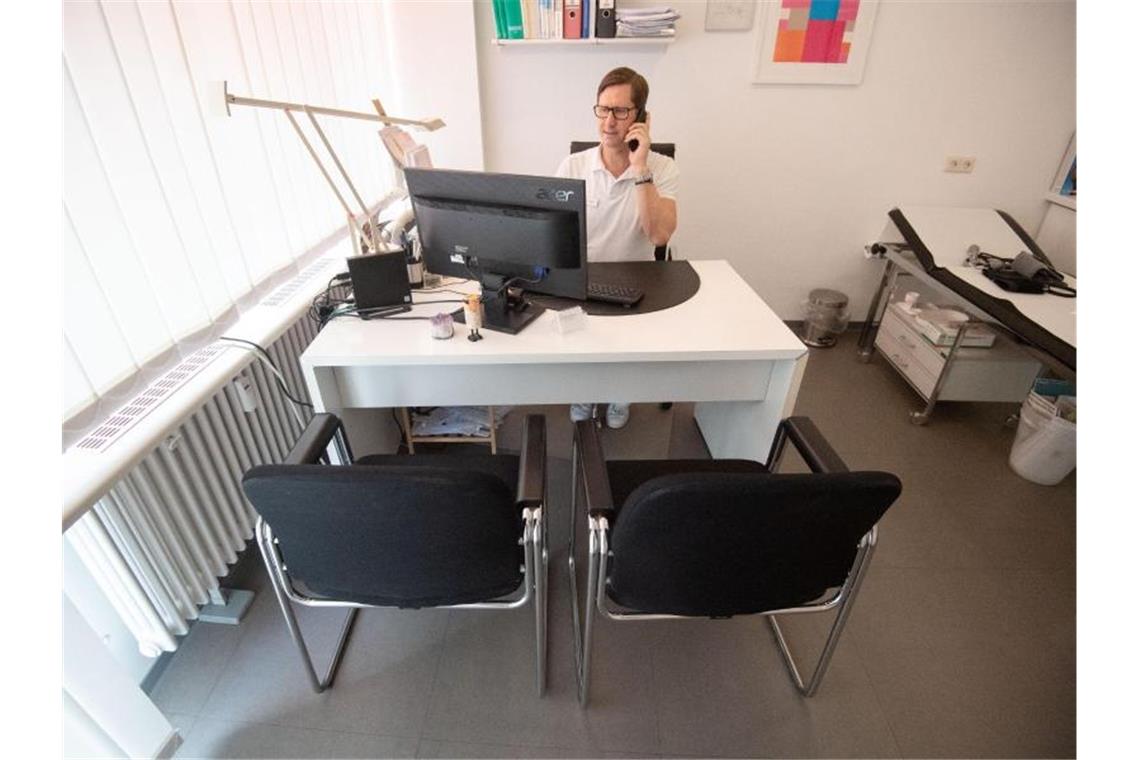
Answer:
[{"xmin": 451, "ymin": 290, "xmax": 544, "ymax": 335}]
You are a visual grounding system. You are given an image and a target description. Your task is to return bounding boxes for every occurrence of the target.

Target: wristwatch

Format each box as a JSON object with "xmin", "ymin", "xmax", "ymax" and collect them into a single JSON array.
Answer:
[{"xmin": 633, "ymin": 172, "xmax": 653, "ymax": 186}]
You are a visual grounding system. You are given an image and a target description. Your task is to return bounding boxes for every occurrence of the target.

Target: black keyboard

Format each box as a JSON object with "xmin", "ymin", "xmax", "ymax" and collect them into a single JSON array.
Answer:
[{"xmin": 587, "ymin": 281, "xmax": 644, "ymax": 306}]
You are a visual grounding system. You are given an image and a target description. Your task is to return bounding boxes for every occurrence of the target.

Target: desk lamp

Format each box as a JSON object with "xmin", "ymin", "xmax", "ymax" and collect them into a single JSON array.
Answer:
[{"xmin": 211, "ymin": 80, "xmax": 445, "ymax": 255}]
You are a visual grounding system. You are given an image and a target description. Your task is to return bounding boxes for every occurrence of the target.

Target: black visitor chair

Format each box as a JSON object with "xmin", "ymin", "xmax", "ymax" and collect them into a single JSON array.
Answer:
[
  {"xmin": 568, "ymin": 416, "xmax": 901, "ymax": 706},
  {"xmin": 241, "ymin": 413, "xmax": 549, "ymax": 694}
]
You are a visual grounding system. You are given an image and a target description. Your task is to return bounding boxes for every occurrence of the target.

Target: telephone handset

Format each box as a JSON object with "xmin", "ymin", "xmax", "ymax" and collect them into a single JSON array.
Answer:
[{"xmin": 627, "ymin": 109, "xmax": 647, "ymax": 153}]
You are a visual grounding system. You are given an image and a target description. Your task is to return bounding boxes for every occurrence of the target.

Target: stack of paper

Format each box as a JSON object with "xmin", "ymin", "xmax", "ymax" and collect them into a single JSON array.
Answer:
[
  {"xmin": 411, "ymin": 406, "xmax": 513, "ymax": 438},
  {"xmin": 379, "ymin": 126, "xmax": 419, "ymax": 167},
  {"xmin": 616, "ymin": 6, "xmax": 680, "ymax": 37},
  {"xmin": 379, "ymin": 126, "xmax": 433, "ymax": 172}
]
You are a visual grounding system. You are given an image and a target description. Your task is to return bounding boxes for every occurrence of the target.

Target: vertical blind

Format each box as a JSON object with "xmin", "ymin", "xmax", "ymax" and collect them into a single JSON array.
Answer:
[{"xmin": 63, "ymin": 0, "xmax": 399, "ymax": 423}]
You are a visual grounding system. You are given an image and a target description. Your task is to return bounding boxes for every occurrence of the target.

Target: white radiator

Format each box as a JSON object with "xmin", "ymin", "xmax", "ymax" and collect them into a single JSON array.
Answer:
[{"xmin": 65, "ymin": 317, "xmax": 319, "ymax": 657}]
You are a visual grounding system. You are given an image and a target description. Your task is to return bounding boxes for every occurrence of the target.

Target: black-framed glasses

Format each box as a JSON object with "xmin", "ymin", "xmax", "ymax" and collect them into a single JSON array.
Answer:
[{"xmin": 593, "ymin": 105, "xmax": 636, "ymax": 120}]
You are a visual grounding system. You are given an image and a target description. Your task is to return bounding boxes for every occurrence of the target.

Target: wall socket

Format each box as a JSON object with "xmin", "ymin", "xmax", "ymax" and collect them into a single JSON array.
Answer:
[{"xmin": 944, "ymin": 156, "xmax": 976, "ymax": 173}]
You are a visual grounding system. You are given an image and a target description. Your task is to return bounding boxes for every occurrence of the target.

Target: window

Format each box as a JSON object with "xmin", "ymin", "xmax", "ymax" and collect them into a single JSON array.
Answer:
[{"xmin": 63, "ymin": 0, "xmax": 397, "ymax": 423}]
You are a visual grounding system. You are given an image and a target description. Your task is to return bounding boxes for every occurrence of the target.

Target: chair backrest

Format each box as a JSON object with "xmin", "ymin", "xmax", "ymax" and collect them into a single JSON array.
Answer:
[
  {"xmin": 569, "ymin": 141, "xmax": 675, "ymax": 261},
  {"xmin": 607, "ymin": 471, "xmax": 901, "ymax": 617},
  {"xmin": 243, "ymin": 463, "xmax": 523, "ymax": 608},
  {"xmin": 569, "ymin": 141, "xmax": 675, "ymax": 159}
]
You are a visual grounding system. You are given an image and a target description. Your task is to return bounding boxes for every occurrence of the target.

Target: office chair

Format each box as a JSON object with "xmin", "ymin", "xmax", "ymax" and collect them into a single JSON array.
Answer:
[
  {"xmin": 242, "ymin": 412, "xmax": 549, "ymax": 695},
  {"xmin": 568, "ymin": 140, "xmax": 675, "ymax": 262},
  {"xmin": 567, "ymin": 416, "xmax": 901, "ymax": 706}
]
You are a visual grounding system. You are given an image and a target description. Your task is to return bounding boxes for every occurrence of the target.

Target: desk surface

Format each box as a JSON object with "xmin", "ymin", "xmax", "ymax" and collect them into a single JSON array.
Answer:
[{"xmin": 303, "ymin": 260, "xmax": 806, "ymax": 369}]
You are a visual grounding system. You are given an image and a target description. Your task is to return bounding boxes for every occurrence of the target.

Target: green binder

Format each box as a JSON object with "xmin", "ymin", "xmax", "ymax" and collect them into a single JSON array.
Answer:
[
  {"xmin": 492, "ymin": 0, "xmax": 506, "ymax": 39},
  {"xmin": 503, "ymin": 0, "xmax": 524, "ymax": 39}
]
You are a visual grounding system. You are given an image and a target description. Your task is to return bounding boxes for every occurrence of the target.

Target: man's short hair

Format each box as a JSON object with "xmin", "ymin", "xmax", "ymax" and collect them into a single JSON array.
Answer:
[{"xmin": 596, "ymin": 67, "xmax": 649, "ymax": 114}]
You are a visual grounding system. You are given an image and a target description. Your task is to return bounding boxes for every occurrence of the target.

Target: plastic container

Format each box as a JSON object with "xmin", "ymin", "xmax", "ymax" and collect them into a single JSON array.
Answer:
[
  {"xmin": 1008, "ymin": 392, "xmax": 1076, "ymax": 485},
  {"xmin": 802, "ymin": 289, "xmax": 850, "ymax": 348}
]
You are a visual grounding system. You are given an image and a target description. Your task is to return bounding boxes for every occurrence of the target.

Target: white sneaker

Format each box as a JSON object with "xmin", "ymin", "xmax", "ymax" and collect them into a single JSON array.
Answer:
[
  {"xmin": 570, "ymin": 403, "xmax": 594, "ymax": 423},
  {"xmin": 606, "ymin": 403, "xmax": 630, "ymax": 429}
]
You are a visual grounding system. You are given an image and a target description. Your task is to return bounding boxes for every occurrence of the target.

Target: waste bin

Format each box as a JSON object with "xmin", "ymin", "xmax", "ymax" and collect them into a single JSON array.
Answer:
[
  {"xmin": 801, "ymin": 289, "xmax": 850, "ymax": 348},
  {"xmin": 1008, "ymin": 392, "xmax": 1076, "ymax": 485}
]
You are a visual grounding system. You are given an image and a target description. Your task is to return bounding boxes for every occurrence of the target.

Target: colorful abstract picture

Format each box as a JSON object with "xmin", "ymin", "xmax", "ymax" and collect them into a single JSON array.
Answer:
[{"xmin": 754, "ymin": 0, "xmax": 879, "ymax": 85}]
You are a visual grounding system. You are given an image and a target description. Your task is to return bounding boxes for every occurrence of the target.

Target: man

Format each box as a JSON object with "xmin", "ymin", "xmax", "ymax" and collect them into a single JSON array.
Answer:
[{"xmin": 555, "ymin": 66, "xmax": 679, "ymax": 429}]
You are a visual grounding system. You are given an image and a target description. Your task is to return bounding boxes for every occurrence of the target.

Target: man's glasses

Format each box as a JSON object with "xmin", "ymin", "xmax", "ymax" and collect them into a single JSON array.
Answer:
[{"xmin": 593, "ymin": 105, "xmax": 636, "ymax": 120}]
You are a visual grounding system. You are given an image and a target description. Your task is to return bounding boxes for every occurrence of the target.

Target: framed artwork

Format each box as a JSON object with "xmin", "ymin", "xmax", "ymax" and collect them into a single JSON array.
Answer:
[
  {"xmin": 1050, "ymin": 132, "xmax": 1076, "ymax": 199},
  {"xmin": 753, "ymin": 0, "xmax": 880, "ymax": 85}
]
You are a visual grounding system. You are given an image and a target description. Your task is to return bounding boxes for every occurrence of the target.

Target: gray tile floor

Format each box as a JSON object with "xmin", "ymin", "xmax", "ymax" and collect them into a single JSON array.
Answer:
[{"xmin": 151, "ymin": 331, "xmax": 1076, "ymax": 758}]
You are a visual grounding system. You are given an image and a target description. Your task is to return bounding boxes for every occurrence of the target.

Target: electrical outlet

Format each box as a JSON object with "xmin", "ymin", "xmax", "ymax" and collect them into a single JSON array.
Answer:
[
  {"xmin": 233, "ymin": 377, "xmax": 259, "ymax": 413},
  {"xmin": 944, "ymin": 155, "xmax": 976, "ymax": 173}
]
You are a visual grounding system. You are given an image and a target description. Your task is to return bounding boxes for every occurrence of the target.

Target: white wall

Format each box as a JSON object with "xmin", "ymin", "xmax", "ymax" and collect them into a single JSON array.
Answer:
[
  {"xmin": 382, "ymin": 1, "xmax": 485, "ymax": 170},
  {"xmin": 473, "ymin": 0, "xmax": 1076, "ymax": 319}
]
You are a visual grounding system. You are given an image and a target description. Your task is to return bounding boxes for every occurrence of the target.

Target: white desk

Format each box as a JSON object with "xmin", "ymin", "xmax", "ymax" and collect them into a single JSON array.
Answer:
[{"xmin": 300, "ymin": 260, "xmax": 808, "ymax": 462}]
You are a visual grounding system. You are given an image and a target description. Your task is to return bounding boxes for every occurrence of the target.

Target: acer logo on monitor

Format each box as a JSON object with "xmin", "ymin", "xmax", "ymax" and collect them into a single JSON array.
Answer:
[{"xmin": 536, "ymin": 188, "xmax": 575, "ymax": 202}]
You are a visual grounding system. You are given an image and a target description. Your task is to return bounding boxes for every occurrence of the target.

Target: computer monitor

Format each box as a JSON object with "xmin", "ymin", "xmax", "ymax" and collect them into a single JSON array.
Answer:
[{"xmin": 405, "ymin": 168, "xmax": 587, "ymax": 334}]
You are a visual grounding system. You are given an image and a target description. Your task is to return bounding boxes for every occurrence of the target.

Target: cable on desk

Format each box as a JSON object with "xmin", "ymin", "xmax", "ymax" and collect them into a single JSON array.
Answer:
[{"xmin": 310, "ymin": 273, "xmax": 354, "ymax": 329}]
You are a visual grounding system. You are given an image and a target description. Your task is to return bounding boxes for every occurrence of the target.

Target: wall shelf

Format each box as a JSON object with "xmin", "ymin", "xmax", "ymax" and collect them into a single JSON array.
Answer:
[{"xmin": 492, "ymin": 37, "xmax": 674, "ymax": 46}]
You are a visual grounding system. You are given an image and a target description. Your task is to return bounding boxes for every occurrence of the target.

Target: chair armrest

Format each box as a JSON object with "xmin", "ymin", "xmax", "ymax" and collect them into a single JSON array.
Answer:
[
  {"xmin": 773, "ymin": 416, "xmax": 849, "ymax": 474},
  {"xmin": 284, "ymin": 413, "xmax": 344, "ymax": 465},
  {"xmin": 574, "ymin": 420, "xmax": 615, "ymax": 519},
  {"xmin": 516, "ymin": 414, "xmax": 546, "ymax": 507}
]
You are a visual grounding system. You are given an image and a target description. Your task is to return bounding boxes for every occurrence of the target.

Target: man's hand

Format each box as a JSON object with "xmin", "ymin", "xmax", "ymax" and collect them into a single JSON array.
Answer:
[{"xmin": 626, "ymin": 112, "xmax": 651, "ymax": 172}]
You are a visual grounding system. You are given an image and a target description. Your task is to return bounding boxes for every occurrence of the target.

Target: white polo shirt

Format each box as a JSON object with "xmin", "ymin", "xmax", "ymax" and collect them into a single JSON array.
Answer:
[{"xmin": 554, "ymin": 146, "xmax": 679, "ymax": 263}]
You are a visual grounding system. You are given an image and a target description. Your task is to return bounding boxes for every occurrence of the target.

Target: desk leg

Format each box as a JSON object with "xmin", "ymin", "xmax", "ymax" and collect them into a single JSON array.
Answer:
[
  {"xmin": 302, "ymin": 364, "xmax": 351, "ymax": 463},
  {"xmin": 857, "ymin": 260, "xmax": 898, "ymax": 362},
  {"xmin": 301, "ymin": 364, "xmax": 343, "ymax": 415},
  {"xmin": 909, "ymin": 320, "xmax": 973, "ymax": 426},
  {"xmin": 694, "ymin": 355, "xmax": 807, "ymax": 460}
]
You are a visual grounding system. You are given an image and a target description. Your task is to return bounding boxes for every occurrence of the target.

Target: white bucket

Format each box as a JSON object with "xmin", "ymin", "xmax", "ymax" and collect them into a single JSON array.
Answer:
[{"xmin": 1008, "ymin": 392, "xmax": 1076, "ymax": 485}]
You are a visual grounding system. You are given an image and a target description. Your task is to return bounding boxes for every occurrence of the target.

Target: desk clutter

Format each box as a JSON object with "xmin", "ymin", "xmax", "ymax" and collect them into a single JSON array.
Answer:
[
  {"xmin": 616, "ymin": 6, "xmax": 680, "ymax": 38},
  {"xmin": 398, "ymin": 406, "xmax": 511, "ymax": 454},
  {"xmin": 407, "ymin": 406, "xmax": 512, "ymax": 439},
  {"xmin": 873, "ymin": 297, "xmax": 1040, "ymax": 410},
  {"xmin": 896, "ymin": 292, "xmax": 997, "ymax": 348}
]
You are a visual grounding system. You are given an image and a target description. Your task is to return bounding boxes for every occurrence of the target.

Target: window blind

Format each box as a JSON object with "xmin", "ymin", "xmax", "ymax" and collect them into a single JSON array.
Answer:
[{"xmin": 63, "ymin": 0, "xmax": 398, "ymax": 423}]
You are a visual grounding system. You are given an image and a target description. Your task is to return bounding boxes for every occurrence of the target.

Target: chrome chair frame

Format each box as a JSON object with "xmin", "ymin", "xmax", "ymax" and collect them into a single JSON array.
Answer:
[
  {"xmin": 568, "ymin": 417, "xmax": 884, "ymax": 706},
  {"xmin": 253, "ymin": 418, "xmax": 548, "ymax": 695}
]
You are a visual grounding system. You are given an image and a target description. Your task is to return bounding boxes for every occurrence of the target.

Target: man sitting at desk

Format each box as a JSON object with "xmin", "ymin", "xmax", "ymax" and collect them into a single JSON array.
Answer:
[{"xmin": 555, "ymin": 66, "xmax": 679, "ymax": 428}]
